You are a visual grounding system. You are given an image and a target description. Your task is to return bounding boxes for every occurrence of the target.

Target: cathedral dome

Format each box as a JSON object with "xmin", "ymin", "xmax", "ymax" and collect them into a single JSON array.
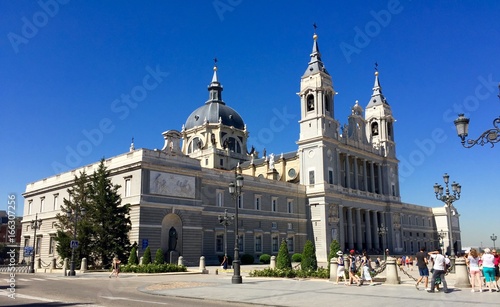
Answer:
[{"xmin": 184, "ymin": 102, "xmax": 245, "ymax": 130}]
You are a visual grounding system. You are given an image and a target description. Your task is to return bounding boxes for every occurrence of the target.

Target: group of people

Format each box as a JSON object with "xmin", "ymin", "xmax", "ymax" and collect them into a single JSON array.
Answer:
[
  {"xmin": 413, "ymin": 246, "xmax": 500, "ymax": 293},
  {"xmin": 335, "ymin": 249, "xmax": 376, "ymax": 286}
]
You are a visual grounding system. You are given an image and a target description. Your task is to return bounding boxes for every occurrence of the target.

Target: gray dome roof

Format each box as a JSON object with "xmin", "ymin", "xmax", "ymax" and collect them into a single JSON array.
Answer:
[{"xmin": 184, "ymin": 102, "xmax": 245, "ymax": 130}]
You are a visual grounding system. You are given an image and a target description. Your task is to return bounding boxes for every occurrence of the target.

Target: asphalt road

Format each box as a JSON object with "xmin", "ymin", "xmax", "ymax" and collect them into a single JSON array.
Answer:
[{"xmin": 0, "ymin": 272, "xmax": 257, "ymax": 307}]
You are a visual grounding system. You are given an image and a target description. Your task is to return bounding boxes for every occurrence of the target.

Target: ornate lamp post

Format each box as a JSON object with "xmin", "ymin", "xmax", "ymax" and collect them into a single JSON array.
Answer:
[
  {"xmin": 434, "ymin": 173, "xmax": 461, "ymax": 271},
  {"xmin": 228, "ymin": 171, "xmax": 243, "ymax": 284},
  {"xmin": 218, "ymin": 209, "xmax": 234, "ymax": 258},
  {"xmin": 378, "ymin": 223, "xmax": 388, "ymax": 261},
  {"xmin": 67, "ymin": 206, "xmax": 85, "ymax": 276},
  {"xmin": 29, "ymin": 213, "xmax": 42, "ymax": 274},
  {"xmin": 491, "ymin": 233, "xmax": 497, "ymax": 249},
  {"xmin": 454, "ymin": 84, "xmax": 500, "ymax": 148},
  {"xmin": 438, "ymin": 229, "xmax": 446, "ymax": 250}
]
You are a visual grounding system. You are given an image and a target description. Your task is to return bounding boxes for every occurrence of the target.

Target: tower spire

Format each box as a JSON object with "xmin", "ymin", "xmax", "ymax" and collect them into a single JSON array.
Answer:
[
  {"xmin": 303, "ymin": 24, "xmax": 329, "ymax": 77},
  {"xmin": 207, "ymin": 58, "xmax": 224, "ymax": 104},
  {"xmin": 367, "ymin": 66, "xmax": 388, "ymax": 107}
]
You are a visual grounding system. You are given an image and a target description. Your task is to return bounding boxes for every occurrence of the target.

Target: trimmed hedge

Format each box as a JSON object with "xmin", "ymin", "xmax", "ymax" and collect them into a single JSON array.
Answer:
[
  {"xmin": 291, "ymin": 253, "xmax": 302, "ymax": 262},
  {"xmin": 259, "ymin": 254, "xmax": 271, "ymax": 264},
  {"xmin": 120, "ymin": 263, "xmax": 187, "ymax": 273},
  {"xmin": 241, "ymin": 253, "xmax": 255, "ymax": 265},
  {"xmin": 249, "ymin": 267, "xmax": 329, "ymax": 279}
]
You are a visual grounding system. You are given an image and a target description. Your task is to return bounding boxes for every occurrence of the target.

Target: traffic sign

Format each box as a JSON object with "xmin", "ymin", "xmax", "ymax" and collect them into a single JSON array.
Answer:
[
  {"xmin": 24, "ymin": 246, "xmax": 33, "ymax": 256},
  {"xmin": 70, "ymin": 240, "xmax": 79, "ymax": 249},
  {"xmin": 142, "ymin": 239, "xmax": 148, "ymax": 250}
]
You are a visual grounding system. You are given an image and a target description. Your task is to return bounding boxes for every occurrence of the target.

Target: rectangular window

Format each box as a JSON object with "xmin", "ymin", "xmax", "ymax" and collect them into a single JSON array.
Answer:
[
  {"xmin": 309, "ymin": 170, "xmax": 315, "ymax": 185},
  {"xmin": 272, "ymin": 197, "xmax": 277, "ymax": 212},
  {"xmin": 287, "ymin": 200, "xmax": 293, "ymax": 213},
  {"xmin": 238, "ymin": 194, "xmax": 243, "ymax": 209},
  {"xmin": 220, "ymin": 158, "xmax": 224, "ymax": 167},
  {"xmin": 24, "ymin": 238, "xmax": 30, "ymax": 249},
  {"xmin": 40, "ymin": 197, "xmax": 45, "ymax": 213},
  {"xmin": 36, "ymin": 236, "xmax": 42, "ymax": 255},
  {"xmin": 328, "ymin": 169, "xmax": 334, "ymax": 184},
  {"xmin": 255, "ymin": 195, "xmax": 261, "ymax": 210},
  {"xmin": 255, "ymin": 235, "xmax": 262, "ymax": 252},
  {"xmin": 124, "ymin": 178, "xmax": 131, "ymax": 197},
  {"xmin": 28, "ymin": 200, "xmax": 33, "ymax": 214},
  {"xmin": 238, "ymin": 234, "xmax": 244, "ymax": 252},
  {"xmin": 216, "ymin": 234, "xmax": 224, "ymax": 253},
  {"xmin": 272, "ymin": 236, "xmax": 279, "ymax": 253},
  {"xmin": 49, "ymin": 236, "xmax": 56, "ymax": 254},
  {"xmin": 205, "ymin": 158, "xmax": 208, "ymax": 166},
  {"xmin": 53, "ymin": 194, "xmax": 59, "ymax": 211},
  {"xmin": 287, "ymin": 223, "xmax": 293, "ymax": 230},
  {"xmin": 287, "ymin": 237, "xmax": 294, "ymax": 253},
  {"xmin": 271, "ymin": 222, "xmax": 277, "ymax": 229},
  {"xmin": 216, "ymin": 190, "xmax": 224, "ymax": 207}
]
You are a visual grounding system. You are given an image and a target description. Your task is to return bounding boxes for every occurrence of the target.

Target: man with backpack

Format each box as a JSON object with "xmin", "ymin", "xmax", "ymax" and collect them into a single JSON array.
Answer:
[{"xmin": 427, "ymin": 248, "xmax": 449, "ymax": 293}]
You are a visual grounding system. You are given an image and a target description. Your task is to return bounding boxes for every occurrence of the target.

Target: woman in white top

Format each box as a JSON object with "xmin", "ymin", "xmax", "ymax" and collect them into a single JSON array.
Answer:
[
  {"xmin": 336, "ymin": 251, "xmax": 346, "ymax": 285},
  {"xmin": 481, "ymin": 248, "xmax": 499, "ymax": 292},
  {"xmin": 467, "ymin": 248, "xmax": 482, "ymax": 292}
]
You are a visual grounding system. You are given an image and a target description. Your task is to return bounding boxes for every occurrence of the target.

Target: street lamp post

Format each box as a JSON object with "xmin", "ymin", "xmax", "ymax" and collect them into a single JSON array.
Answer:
[
  {"xmin": 491, "ymin": 233, "xmax": 497, "ymax": 250},
  {"xmin": 438, "ymin": 229, "xmax": 446, "ymax": 250},
  {"xmin": 218, "ymin": 209, "xmax": 234, "ymax": 258},
  {"xmin": 67, "ymin": 207, "xmax": 85, "ymax": 276},
  {"xmin": 378, "ymin": 223, "xmax": 388, "ymax": 261},
  {"xmin": 434, "ymin": 173, "xmax": 461, "ymax": 271},
  {"xmin": 454, "ymin": 83, "xmax": 500, "ymax": 148},
  {"xmin": 29, "ymin": 213, "xmax": 42, "ymax": 274},
  {"xmin": 228, "ymin": 170, "xmax": 243, "ymax": 284}
]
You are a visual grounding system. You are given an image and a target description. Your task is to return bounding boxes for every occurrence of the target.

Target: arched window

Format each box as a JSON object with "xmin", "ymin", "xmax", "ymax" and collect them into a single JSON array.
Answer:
[
  {"xmin": 371, "ymin": 122, "xmax": 379, "ymax": 136},
  {"xmin": 306, "ymin": 94, "xmax": 315, "ymax": 111},
  {"xmin": 223, "ymin": 137, "xmax": 242, "ymax": 153},
  {"xmin": 188, "ymin": 137, "xmax": 202, "ymax": 153}
]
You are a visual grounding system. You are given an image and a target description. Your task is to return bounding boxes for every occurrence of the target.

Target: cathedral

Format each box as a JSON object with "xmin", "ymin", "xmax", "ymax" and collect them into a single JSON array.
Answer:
[{"xmin": 21, "ymin": 32, "xmax": 461, "ymax": 267}]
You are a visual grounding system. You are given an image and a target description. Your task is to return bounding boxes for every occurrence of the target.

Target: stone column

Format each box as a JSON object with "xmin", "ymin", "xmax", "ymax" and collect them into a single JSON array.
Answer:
[
  {"xmin": 373, "ymin": 212, "xmax": 380, "ymax": 249},
  {"xmin": 355, "ymin": 208, "xmax": 362, "ymax": 251},
  {"xmin": 380, "ymin": 212, "xmax": 387, "ymax": 250},
  {"xmin": 339, "ymin": 205, "xmax": 345, "ymax": 250},
  {"xmin": 335, "ymin": 149, "xmax": 341, "ymax": 185},
  {"xmin": 329, "ymin": 258, "xmax": 338, "ymax": 281},
  {"xmin": 353, "ymin": 157, "xmax": 359, "ymax": 190},
  {"xmin": 270, "ymin": 256, "xmax": 276, "ymax": 269},
  {"xmin": 363, "ymin": 159, "xmax": 368, "ymax": 191},
  {"xmin": 347, "ymin": 207, "xmax": 354, "ymax": 249},
  {"xmin": 370, "ymin": 162, "xmax": 375, "ymax": 193},
  {"xmin": 366, "ymin": 210, "xmax": 372, "ymax": 250},
  {"xmin": 345, "ymin": 154, "xmax": 351, "ymax": 189},
  {"xmin": 453, "ymin": 257, "xmax": 471, "ymax": 288},
  {"xmin": 199, "ymin": 256, "xmax": 208, "ymax": 274},
  {"xmin": 80, "ymin": 258, "xmax": 87, "ymax": 273},
  {"xmin": 385, "ymin": 256, "xmax": 400, "ymax": 284},
  {"xmin": 378, "ymin": 163, "xmax": 383, "ymax": 195}
]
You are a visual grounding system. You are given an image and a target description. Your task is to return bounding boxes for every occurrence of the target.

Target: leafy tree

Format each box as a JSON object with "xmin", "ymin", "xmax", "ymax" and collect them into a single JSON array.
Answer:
[
  {"xmin": 301, "ymin": 240, "xmax": 317, "ymax": 271},
  {"xmin": 327, "ymin": 240, "xmax": 341, "ymax": 274},
  {"xmin": 276, "ymin": 239, "xmax": 291, "ymax": 269},
  {"xmin": 55, "ymin": 171, "xmax": 93, "ymax": 266},
  {"xmin": 129, "ymin": 246, "xmax": 138, "ymax": 265},
  {"xmin": 154, "ymin": 248, "xmax": 165, "ymax": 264},
  {"xmin": 142, "ymin": 246, "xmax": 152, "ymax": 265},
  {"xmin": 88, "ymin": 159, "xmax": 132, "ymax": 268}
]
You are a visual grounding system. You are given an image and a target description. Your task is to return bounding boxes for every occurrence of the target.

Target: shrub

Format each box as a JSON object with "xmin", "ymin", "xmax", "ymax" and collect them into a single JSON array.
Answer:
[
  {"xmin": 301, "ymin": 240, "xmax": 317, "ymax": 271},
  {"xmin": 128, "ymin": 246, "xmax": 138, "ymax": 265},
  {"xmin": 327, "ymin": 240, "xmax": 340, "ymax": 274},
  {"xmin": 259, "ymin": 254, "xmax": 271, "ymax": 264},
  {"xmin": 121, "ymin": 263, "xmax": 187, "ymax": 273},
  {"xmin": 241, "ymin": 253, "xmax": 255, "ymax": 265},
  {"xmin": 277, "ymin": 240, "xmax": 291, "ymax": 269},
  {"xmin": 154, "ymin": 248, "xmax": 165, "ymax": 264},
  {"xmin": 291, "ymin": 253, "xmax": 302, "ymax": 263},
  {"xmin": 142, "ymin": 246, "xmax": 152, "ymax": 265}
]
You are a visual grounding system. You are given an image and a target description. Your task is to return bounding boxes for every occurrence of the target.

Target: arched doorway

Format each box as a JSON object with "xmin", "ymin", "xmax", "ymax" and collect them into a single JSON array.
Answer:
[{"xmin": 161, "ymin": 213, "xmax": 182, "ymax": 263}]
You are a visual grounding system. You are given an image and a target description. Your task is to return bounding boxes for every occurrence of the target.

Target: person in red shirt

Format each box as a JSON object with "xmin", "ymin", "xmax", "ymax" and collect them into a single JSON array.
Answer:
[{"xmin": 493, "ymin": 249, "xmax": 500, "ymax": 289}]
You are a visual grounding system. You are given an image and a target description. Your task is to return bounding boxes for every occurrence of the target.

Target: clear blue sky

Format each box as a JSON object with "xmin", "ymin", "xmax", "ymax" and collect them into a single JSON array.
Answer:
[{"xmin": 1, "ymin": 1, "xmax": 499, "ymax": 248}]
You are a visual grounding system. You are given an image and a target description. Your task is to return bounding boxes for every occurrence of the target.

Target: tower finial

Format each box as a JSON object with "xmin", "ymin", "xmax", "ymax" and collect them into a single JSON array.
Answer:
[
  {"xmin": 130, "ymin": 137, "xmax": 135, "ymax": 152},
  {"xmin": 313, "ymin": 23, "xmax": 318, "ymax": 40}
]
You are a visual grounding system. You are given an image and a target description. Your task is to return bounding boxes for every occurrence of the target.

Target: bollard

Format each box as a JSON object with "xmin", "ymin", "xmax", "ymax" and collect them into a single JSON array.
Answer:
[
  {"xmin": 178, "ymin": 256, "xmax": 184, "ymax": 266},
  {"xmin": 139, "ymin": 256, "xmax": 143, "ymax": 265},
  {"xmin": 199, "ymin": 256, "xmax": 208, "ymax": 274},
  {"xmin": 329, "ymin": 258, "xmax": 338, "ymax": 281},
  {"xmin": 385, "ymin": 256, "xmax": 400, "ymax": 284},
  {"xmin": 270, "ymin": 256, "xmax": 276, "ymax": 269},
  {"xmin": 63, "ymin": 258, "xmax": 69, "ymax": 276},
  {"xmin": 453, "ymin": 257, "xmax": 471, "ymax": 288},
  {"xmin": 80, "ymin": 258, "xmax": 88, "ymax": 273},
  {"xmin": 37, "ymin": 258, "xmax": 41, "ymax": 269}
]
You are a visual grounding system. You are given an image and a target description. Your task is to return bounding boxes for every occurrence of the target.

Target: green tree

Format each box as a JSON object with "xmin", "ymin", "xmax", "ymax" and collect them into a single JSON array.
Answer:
[
  {"xmin": 88, "ymin": 159, "xmax": 132, "ymax": 268},
  {"xmin": 129, "ymin": 246, "xmax": 138, "ymax": 265},
  {"xmin": 327, "ymin": 240, "xmax": 340, "ymax": 274},
  {"xmin": 276, "ymin": 239, "xmax": 291, "ymax": 269},
  {"xmin": 301, "ymin": 240, "xmax": 317, "ymax": 271},
  {"xmin": 154, "ymin": 248, "xmax": 165, "ymax": 264},
  {"xmin": 55, "ymin": 171, "xmax": 93, "ymax": 266},
  {"xmin": 142, "ymin": 246, "xmax": 152, "ymax": 265}
]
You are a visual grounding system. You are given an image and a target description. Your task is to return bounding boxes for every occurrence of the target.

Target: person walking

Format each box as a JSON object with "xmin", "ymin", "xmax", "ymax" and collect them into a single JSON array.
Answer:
[
  {"xmin": 493, "ymin": 249, "xmax": 500, "ymax": 290},
  {"xmin": 348, "ymin": 250, "xmax": 361, "ymax": 286},
  {"xmin": 427, "ymin": 248, "xmax": 449, "ymax": 293},
  {"xmin": 481, "ymin": 248, "xmax": 499, "ymax": 292},
  {"xmin": 361, "ymin": 252, "xmax": 374, "ymax": 286},
  {"xmin": 221, "ymin": 255, "xmax": 228, "ymax": 270},
  {"xmin": 467, "ymin": 248, "xmax": 483, "ymax": 292},
  {"xmin": 336, "ymin": 251, "xmax": 346, "ymax": 285},
  {"xmin": 415, "ymin": 247, "xmax": 430, "ymax": 291},
  {"xmin": 109, "ymin": 256, "xmax": 121, "ymax": 278}
]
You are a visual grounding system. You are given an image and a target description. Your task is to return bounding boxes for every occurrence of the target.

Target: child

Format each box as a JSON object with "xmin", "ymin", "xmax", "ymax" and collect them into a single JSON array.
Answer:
[{"xmin": 109, "ymin": 257, "xmax": 121, "ymax": 278}]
